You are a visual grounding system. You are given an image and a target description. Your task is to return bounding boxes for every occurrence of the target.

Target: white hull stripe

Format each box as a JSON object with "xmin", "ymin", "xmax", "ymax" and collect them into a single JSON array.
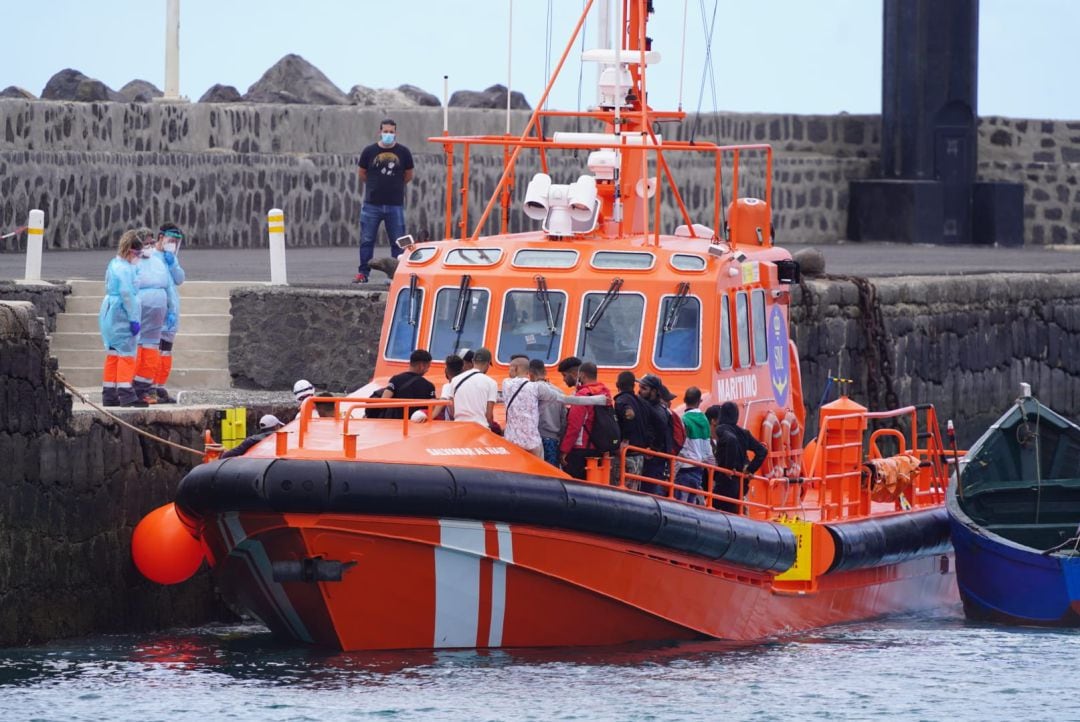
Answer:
[
  {"xmin": 435, "ymin": 519, "xmax": 514, "ymax": 648},
  {"xmin": 220, "ymin": 513, "xmax": 313, "ymax": 644},
  {"xmin": 488, "ymin": 522, "xmax": 513, "ymax": 647}
]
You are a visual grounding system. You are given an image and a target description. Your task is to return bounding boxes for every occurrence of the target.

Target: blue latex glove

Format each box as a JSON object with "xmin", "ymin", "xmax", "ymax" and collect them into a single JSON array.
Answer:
[
  {"xmin": 163, "ymin": 251, "xmax": 176, "ymax": 266},
  {"xmin": 165, "ymin": 311, "xmax": 177, "ymax": 328},
  {"xmin": 129, "ymin": 320, "xmax": 141, "ymax": 336}
]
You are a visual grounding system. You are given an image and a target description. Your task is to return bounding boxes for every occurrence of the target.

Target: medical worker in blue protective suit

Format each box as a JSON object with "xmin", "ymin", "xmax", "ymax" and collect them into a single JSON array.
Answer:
[
  {"xmin": 132, "ymin": 227, "xmax": 179, "ymax": 403},
  {"xmin": 99, "ymin": 230, "xmax": 145, "ymax": 407},
  {"xmin": 150, "ymin": 224, "xmax": 186, "ymax": 403}
]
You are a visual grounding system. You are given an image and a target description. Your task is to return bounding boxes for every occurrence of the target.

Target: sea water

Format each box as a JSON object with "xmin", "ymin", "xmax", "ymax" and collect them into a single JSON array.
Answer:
[{"xmin": 0, "ymin": 607, "xmax": 1077, "ymax": 721}]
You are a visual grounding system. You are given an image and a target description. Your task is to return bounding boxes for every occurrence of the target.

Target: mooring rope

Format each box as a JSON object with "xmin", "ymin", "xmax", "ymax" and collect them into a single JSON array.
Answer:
[{"xmin": 54, "ymin": 370, "xmax": 206, "ymax": 458}]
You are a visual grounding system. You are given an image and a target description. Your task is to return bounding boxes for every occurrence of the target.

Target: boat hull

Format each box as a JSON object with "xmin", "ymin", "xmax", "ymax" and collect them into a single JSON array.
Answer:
[
  {"xmin": 202, "ymin": 511, "xmax": 957, "ymax": 650},
  {"xmin": 947, "ymin": 508, "xmax": 1080, "ymax": 626}
]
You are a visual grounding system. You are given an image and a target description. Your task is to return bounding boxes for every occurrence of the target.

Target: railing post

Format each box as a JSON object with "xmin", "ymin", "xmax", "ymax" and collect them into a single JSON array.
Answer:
[
  {"xmin": 22, "ymin": 209, "xmax": 44, "ymax": 282},
  {"xmin": 267, "ymin": 208, "xmax": 287, "ymax": 285}
]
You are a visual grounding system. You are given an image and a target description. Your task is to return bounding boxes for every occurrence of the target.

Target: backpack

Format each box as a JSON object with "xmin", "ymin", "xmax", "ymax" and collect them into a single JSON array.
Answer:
[
  {"xmin": 585, "ymin": 404, "xmax": 622, "ymax": 453},
  {"xmin": 714, "ymin": 423, "xmax": 748, "ymax": 472},
  {"xmin": 670, "ymin": 411, "xmax": 686, "ymax": 453},
  {"xmin": 365, "ymin": 387, "xmax": 390, "ymax": 419}
]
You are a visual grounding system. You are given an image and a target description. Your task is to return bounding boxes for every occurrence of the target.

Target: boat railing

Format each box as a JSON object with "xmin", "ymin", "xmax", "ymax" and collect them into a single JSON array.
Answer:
[
  {"xmin": 295, "ymin": 395, "xmax": 450, "ymax": 457},
  {"xmin": 430, "ymin": 130, "xmax": 773, "ymax": 247},
  {"xmin": 813, "ymin": 405, "xmax": 951, "ymax": 518},
  {"xmin": 605, "ymin": 403, "xmax": 953, "ymax": 521}
]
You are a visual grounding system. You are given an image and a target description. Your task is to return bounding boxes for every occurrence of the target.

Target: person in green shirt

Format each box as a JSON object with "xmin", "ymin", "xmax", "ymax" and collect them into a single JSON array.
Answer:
[{"xmin": 675, "ymin": 387, "xmax": 714, "ymax": 503}]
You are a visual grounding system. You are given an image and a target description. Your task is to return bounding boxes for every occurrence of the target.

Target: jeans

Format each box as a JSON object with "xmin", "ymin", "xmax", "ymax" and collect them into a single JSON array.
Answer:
[
  {"xmin": 359, "ymin": 203, "xmax": 406, "ymax": 275},
  {"xmin": 675, "ymin": 467, "xmax": 704, "ymax": 504},
  {"xmin": 542, "ymin": 437, "xmax": 560, "ymax": 467},
  {"xmin": 641, "ymin": 457, "xmax": 670, "ymax": 497}
]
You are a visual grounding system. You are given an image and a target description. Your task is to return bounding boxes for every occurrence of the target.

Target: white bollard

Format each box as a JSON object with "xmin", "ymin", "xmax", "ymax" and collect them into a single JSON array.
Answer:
[
  {"xmin": 267, "ymin": 208, "xmax": 288, "ymax": 285},
  {"xmin": 22, "ymin": 209, "xmax": 44, "ymax": 282},
  {"xmin": 164, "ymin": 0, "xmax": 181, "ymax": 100}
]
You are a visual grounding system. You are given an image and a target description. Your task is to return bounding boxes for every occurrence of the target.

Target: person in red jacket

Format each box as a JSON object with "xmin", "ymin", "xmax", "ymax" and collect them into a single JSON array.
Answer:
[{"xmin": 559, "ymin": 361, "xmax": 612, "ymax": 480}]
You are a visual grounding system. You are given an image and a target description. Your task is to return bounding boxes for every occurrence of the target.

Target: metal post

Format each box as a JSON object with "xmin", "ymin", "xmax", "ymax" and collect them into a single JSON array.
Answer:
[
  {"xmin": 22, "ymin": 209, "xmax": 44, "ymax": 282},
  {"xmin": 267, "ymin": 209, "xmax": 287, "ymax": 285},
  {"xmin": 164, "ymin": 0, "xmax": 181, "ymax": 100}
]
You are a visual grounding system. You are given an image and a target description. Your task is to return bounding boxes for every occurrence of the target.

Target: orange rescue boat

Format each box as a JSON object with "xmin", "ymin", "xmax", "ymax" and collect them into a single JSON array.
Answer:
[{"xmin": 136, "ymin": 0, "xmax": 958, "ymax": 650}]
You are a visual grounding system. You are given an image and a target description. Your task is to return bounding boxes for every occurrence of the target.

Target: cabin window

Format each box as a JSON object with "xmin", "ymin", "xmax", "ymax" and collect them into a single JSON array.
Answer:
[
  {"xmin": 429, "ymin": 286, "xmax": 491, "ymax": 358},
  {"xmin": 719, "ymin": 295, "xmax": 732, "ymax": 370},
  {"xmin": 384, "ymin": 287, "xmax": 424, "ymax": 361},
  {"xmin": 575, "ymin": 292, "xmax": 645, "ymax": 366},
  {"xmin": 497, "ymin": 289, "xmax": 568, "ymax": 364},
  {"xmin": 445, "ymin": 248, "xmax": 503, "ymax": 266},
  {"xmin": 512, "ymin": 249, "xmax": 579, "ymax": 268},
  {"xmin": 670, "ymin": 254, "xmax": 707, "ymax": 271},
  {"xmin": 735, "ymin": 291, "xmax": 750, "ymax": 368},
  {"xmin": 591, "ymin": 251, "xmax": 655, "ymax": 270},
  {"xmin": 751, "ymin": 289, "xmax": 769, "ymax": 365},
  {"xmin": 654, "ymin": 295, "xmax": 701, "ymax": 369},
  {"xmin": 407, "ymin": 246, "xmax": 438, "ymax": 264}
]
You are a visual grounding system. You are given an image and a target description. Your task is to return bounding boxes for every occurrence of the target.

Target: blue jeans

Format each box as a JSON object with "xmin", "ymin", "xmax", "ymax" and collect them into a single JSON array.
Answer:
[
  {"xmin": 675, "ymin": 467, "xmax": 704, "ymax": 504},
  {"xmin": 359, "ymin": 204, "xmax": 405, "ymax": 276},
  {"xmin": 542, "ymin": 437, "xmax": 560, "ymax": 467}
]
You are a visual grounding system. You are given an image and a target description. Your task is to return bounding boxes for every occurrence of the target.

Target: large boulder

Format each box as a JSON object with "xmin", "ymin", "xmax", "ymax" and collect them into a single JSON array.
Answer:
[
  {"xmin": 118, "ymin": 79, "xmax": 163, "ymax": 102},
  {"xmin": 397, "ymin": 84, "xmax": 441, "ymax": 107},
  {"xmin": 448, "ymin": 84, "xmax": 530, "ymax": 110},
  {"xmin": 0, "ymin": 86, "xmax": 35, "ymax": 100},
  {"xmin": 244, "ymin": 54, "xmax": 349, "ymax": 105},
  {"xmin": 199, "ymin": 84, "xmax": 243, "ymax": 103},
  {"xmin": 41, "ymin": 69, "xmax": 122, "ymax": 102},
  {"xmin": 348, "ymin": 84, "xmax": 441, "ymax": 108}
]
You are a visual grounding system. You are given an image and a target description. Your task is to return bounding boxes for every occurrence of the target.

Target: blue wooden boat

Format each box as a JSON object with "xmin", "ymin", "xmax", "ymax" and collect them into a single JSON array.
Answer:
[{"xmin": 946, "ymin": 386, "xmax": 1080, "ymax": 625}]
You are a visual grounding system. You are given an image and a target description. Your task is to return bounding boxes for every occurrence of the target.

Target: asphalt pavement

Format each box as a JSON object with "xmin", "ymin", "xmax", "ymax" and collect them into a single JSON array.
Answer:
[{"xmin": 3, "ymin": 241, "xmax": 1080, "ymax": 284}]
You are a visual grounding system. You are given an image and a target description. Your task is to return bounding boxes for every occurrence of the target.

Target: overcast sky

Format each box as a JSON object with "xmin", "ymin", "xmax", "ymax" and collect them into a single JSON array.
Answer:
[{"xmin": 3, "ymin": 0, "xmax": 1077, "ymax": 120}]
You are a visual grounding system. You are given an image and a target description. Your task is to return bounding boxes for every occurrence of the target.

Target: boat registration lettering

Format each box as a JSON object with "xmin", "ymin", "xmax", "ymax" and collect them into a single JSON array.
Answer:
[
  {"xmin": 426, "ymin": 446, "xmax": 512, "ymax": 456},
  {"xmin": 716, "ymin": 374, "xmax": 758, "ymax": 400}
]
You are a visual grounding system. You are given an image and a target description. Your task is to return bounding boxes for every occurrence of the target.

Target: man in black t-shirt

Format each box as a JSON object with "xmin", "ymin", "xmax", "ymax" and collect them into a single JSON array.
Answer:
[
  {"xmin": 613, "ymin": 371, "xmax": 649, "ymax": 489},
  {"xmin": 380, "ymin": 349, "xmax": 436, "ymax": 420},
  {"xmin": 355, "ymin": 118, "xmax": 415, "ymax": 283}
]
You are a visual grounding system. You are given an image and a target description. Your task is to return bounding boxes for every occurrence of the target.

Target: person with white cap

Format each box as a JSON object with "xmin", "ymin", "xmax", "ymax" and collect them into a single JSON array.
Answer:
[
  {"xmin": 293, "ymin": 379, "xmax": 315, "ymax": 404},
  {"xmin": 219, "ymin": 414, "xmax": 285, "ymax": 459}
]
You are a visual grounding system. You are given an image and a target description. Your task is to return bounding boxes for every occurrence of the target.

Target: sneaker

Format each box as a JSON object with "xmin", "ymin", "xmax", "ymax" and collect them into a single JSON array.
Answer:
[
  {"xmin": 123, "ymin": 399, "xmax": 149, "ymax": 408},
  {"xmin": 352, "ymin": 273, "xmax": 368, "ymax": 284},
  {"xmin": 156, "ymin": 393, "xmax": 178, "ymax": 404},
  {"xmin": 141, "ymin": 395, "xmax": 159, "ymax": 405}
]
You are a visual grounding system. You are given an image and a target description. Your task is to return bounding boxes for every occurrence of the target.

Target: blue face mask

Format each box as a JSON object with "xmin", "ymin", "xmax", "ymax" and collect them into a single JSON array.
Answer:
[{"xmin": 381, "ymin": 132, "xmax": 396, "ymax": 145}]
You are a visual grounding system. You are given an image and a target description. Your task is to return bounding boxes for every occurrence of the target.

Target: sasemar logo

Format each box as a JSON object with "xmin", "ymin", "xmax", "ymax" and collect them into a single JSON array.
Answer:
[{"xmin": 768, "ymin": 305, "xmax": 790, "ymax": 406}]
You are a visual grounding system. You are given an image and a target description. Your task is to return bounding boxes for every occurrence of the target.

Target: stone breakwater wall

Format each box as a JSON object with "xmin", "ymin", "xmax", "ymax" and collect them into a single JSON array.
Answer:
[
  {"xmin": 791, "ymin": 272, "xmax": 1080, "ymax": 441},
  {"xmin": 0, "ymin": 299, "xmax": 300, "ymax": 646},
  {"xmin": 228, "ymin": 285, "xmax": 388, "ymax": 390},
  {"xmin": 0, "ymin": 281, "xmax": 69, "ymax": 332},
  {"xmin": 0, "ymin": 99, "xmax": 1068, "ymax": 251},
  {"xmin": 227, "ymin": 274, "xmax": 1080, "ymax": 446}
]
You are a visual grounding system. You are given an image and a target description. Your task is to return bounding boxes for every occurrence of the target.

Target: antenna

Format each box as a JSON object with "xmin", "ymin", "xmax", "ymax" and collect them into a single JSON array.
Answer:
[
  {"xmin": 442, "ymin": 75, "xmax": 449, "ymax": 133},
  {"xmin": 506, "ymin": 0, "xmax": 513, "ymax": 135}
]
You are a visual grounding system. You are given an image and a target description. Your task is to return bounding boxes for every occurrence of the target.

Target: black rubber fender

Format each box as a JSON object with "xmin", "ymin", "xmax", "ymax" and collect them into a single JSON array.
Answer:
[
  {"xmin": 176, "ymin": 458, "xmax": 797, "ymax": 574},
  {"xmin": 825, "ymin": 506, "xmax": 952, "ymax": 573}
]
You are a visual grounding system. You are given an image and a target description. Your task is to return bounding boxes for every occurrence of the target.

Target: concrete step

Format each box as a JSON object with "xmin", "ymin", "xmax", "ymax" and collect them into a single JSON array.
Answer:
[
  {"xmin": 52, "ymin": 346, "xmax": 229, "ymax": 368},
  {"xmin": 55, "ymin": 312, "xmax": 231, "ymax": 335},
  {"xmin": 63, "ymin": 294, "xmax": 230, "ymax": 314},
  {"xmin": 65, "ymin": 279, "xmax": 258, "ymax": 298},
  {"xmin": 58, "ymin": 366, "xmax": 233, "ymax": 389},
  {"xmin": 49, "ymin": 331, "xmax": 229, "ymax": 351}
]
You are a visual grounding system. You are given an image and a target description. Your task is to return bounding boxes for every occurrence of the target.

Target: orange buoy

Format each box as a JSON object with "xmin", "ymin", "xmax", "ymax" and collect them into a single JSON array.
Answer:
[{"xmin": 132, "ymin": 503, "xmax": 204, "ymax": 585}]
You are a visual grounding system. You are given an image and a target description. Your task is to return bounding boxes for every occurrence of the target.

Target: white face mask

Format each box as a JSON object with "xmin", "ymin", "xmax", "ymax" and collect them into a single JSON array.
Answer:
[
  {"xmin": 140, "ymin": 248, "xmax": 153, "ymax": 258},
  {"xmin": 163, "ymin": 242, "xmax": 177, "ymax": 253}
]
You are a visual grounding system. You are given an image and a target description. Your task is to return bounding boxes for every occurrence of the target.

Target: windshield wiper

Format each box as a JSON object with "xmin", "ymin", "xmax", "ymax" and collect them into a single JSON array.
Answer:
[
  {"xmin": 408, "ymin": 273, "xmax": 420, "ymax": 327},
  {"xmin": 584, "ymin": 278, "xmax": 623, "ymax": 331},
  {"xmin": 451, "ymin": 274, "xmax": 472, "ymax": 354},
  {"xmin": 534, "ymin": 275, "xmax": 557, "ymax": 334},
  {"xmin": 658, "ymin": 282, "xmax": 691, "ymax": 357},
  {"xmin": 662, "ymin": 282, "xmax": 691, "ymax": 332},
  {"xmin": 451, "ymin": 274, "xmax": 472, "ymax": 332}
]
